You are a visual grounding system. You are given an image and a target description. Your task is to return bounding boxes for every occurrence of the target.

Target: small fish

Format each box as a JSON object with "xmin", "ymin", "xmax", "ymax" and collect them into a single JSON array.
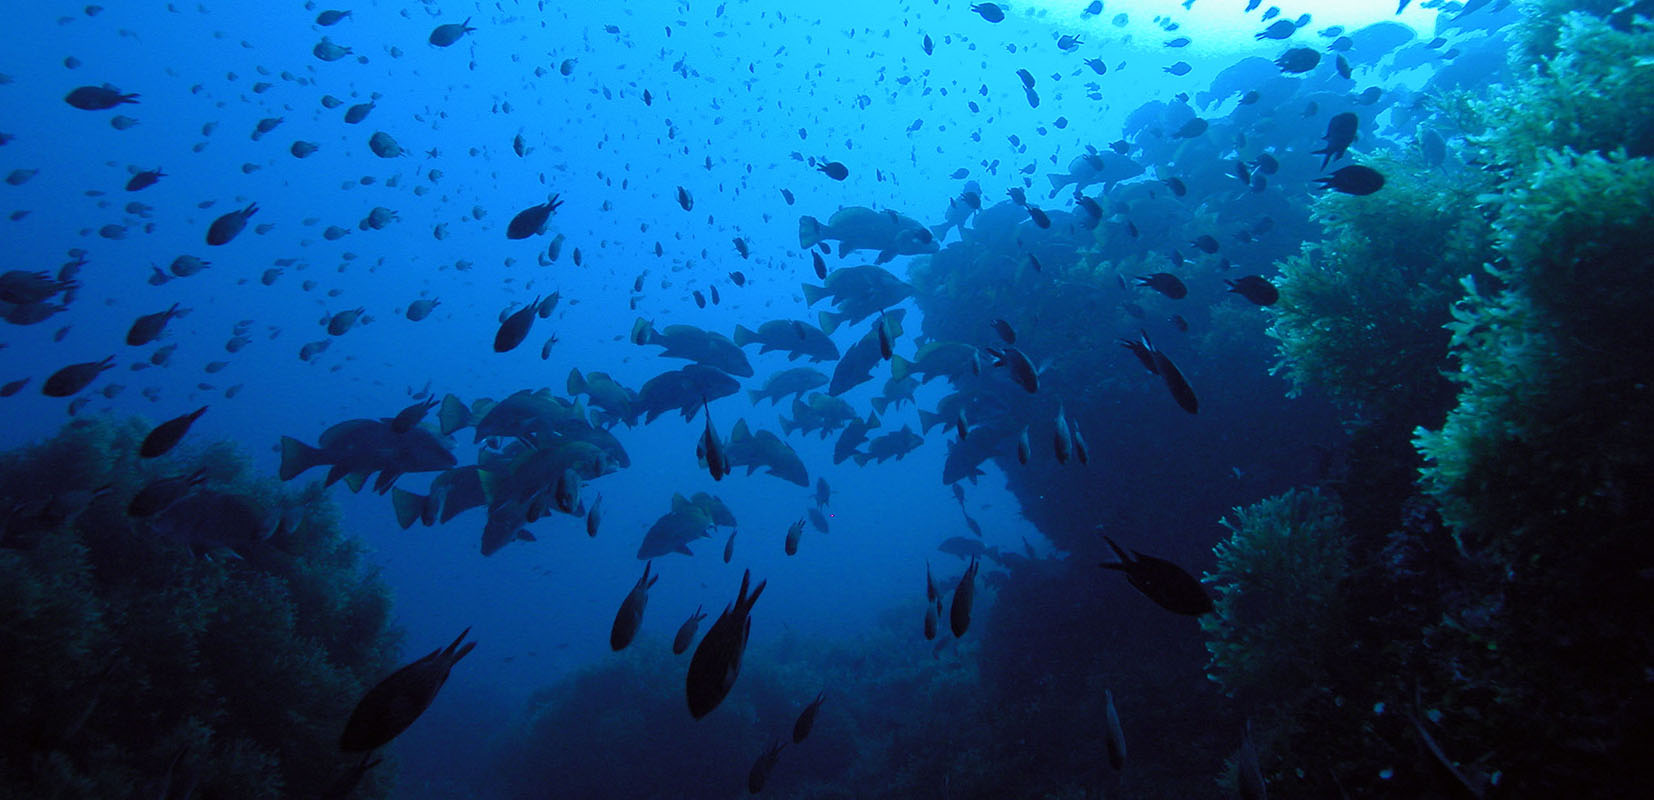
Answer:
[
  {"xmin": 672, "ymin": 605, "xmax": 706, "ymax": 655},
  {"xmin": 493, "ymin": 297, "xmax": 539, "ymax": 352},
  {"xmin": 139, "ymin": 406, "xmax": 207, "ymax": 458},
  {"xmin": 747, "ymin": 737, "xmax": 786, "ymax": 793},
  {"xmin": 609, "ymin": 562, "xmax": 659, "ymax": 651},
  {"xmin": 585, "ymin": 493, "xmax": 604, "ymax": 537},
  {"xmin": 1104, "ymin": 689, "xmax": 1126, "ymax": 770},
  {"xmin": 792, "ymin": 691, "xmax": 826, "ymax": 743},
  {"xmin": 723, "ymin": 529, "xmax": 737, "ymax": 563},
  {"xmin": 816, "ymin": 161, "xmax": 848, "ymax": 181},
  {"xmin": 1053, "ymin": 404, "xmax": 1072, "ymax": 465},
  {"xmin": 1226, "ymin": 275, "xmax": 1279, "ymax": 306}
]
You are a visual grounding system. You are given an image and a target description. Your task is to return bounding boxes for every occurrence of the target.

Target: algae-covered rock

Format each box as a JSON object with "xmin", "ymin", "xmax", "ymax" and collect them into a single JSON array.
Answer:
[{"xmin": 0, "ymin": 417, "xmax": 400, "ymax": 799}]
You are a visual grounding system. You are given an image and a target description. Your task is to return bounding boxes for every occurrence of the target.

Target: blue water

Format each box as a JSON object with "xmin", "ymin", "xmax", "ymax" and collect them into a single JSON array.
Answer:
[{"xmin": 2, "ymin": 1, "xmax": 1571, "ymax": 798}]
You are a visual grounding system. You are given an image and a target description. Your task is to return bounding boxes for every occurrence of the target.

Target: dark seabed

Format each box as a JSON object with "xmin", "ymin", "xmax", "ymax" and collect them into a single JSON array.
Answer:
[{"xmin": 3, "ymin": 0, "xmax": 1652, "ymax": 797}]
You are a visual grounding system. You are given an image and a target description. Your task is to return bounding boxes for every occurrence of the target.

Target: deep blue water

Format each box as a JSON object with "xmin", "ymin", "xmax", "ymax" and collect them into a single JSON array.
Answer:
[{"xmin": 2, "ymin": 1, "xmax": 1565, "ymax": 798}]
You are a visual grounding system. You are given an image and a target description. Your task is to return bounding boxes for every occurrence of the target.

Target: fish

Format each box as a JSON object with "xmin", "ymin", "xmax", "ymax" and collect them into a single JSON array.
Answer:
[
  {"xmin": 687, "ymin": 569, "xmax": 766, "ymax": 719},
  {"xmin": 748, "ymin": 367, "xmax": 829, "ymax": 406},
  {"xmin": 206, "ymin": 202, "xmax": 258, "ymax": 246},
  {"xmin": 610, "ymin": 562, "xmax": 659, "ymax": 651},
  {"xmin": 391, "ymin": 397, "xmax": 440, "ymax": 434},
  {"xmin": 793, "ymin": 692, "xmax": 826, "ymax": 743},
  {"xmin": 1135, "ymin": 272, "xmax": 1188, "ymax": 299},
  {"xmin": 890, "ymin": 341, "xmax": 980, "ymax": 385},
  {"xmin": 950, "ymin": 556, "xmax": 979, "ymax": 637},
  {"xmin": 747, "ymin": 737, "xmax": 786, "ymax": 793},
  {"xmin": 1104, "ymin": 689, "xmax": 1127, "ymax": 770},
  {"xmin": 42, "ymin": 356, "xmax": 115, "ymax": 397},
  {"xmin": 340, "ymin": 629, "xmax": 476, "ymax": 752},
  {"xmin": 816, "ymin": 161, "xmax": 848, "ymax": 180},
  {"xmin": 139, "ymin": 406, "xmax": 207, "ymax": 458},
  {"xmin": 797, "ymin": 207, "xmax": 936, "ymax": 264},
  {"xmin": 970, "ymin": 3, "xmax": 1005, "ymax": 23},
  {"xmin": 506, "ymin": 194, "xmax": 562, "ymax": 239},
  {"xmin": 1017, "ymin": 427, "xmax": 1030, "ymax": 465},
  {"xmin": 723, "ymin": 529, "xmax": 737, "ymax": 563},
  {"xmin": 853, "ymin": 425, "xmax": 923, "ymax": 466},
  {"xmin": 567, "ymin": 369, "xmax": 640, "ymax": 428},
  {"xmin": 1047, "ymin": 150, "xmax": 1142, "ymax": 196},
  {"xmin": 1314, "ymin": 165, "xmax": 1385, "ymax": 196},
  {"xmin": 585, "ymin": 493, "xmax": 603, "ymax": 537},
  {"xmin": 1052, "ymin": 405, "xmax": 1072, "ymax": 465},
  {"xmin": 1312, "ymin": 112, "xmax": 1359, "ymax": 169},
  {"xmin": 637, "ymin": 495, "xmax": 716, "ymax": 559},
  {"xmin": 1226, "ymin": 275, "xmax": 1280, "ymax": 306},
  {"xmin": 784, "ymin": 517, "xmax": 805, "ymax": 555},
  {"xmin": 64, "ymin": 84, "xmax": 139, "ymax": 110},
  {"xmin": 127, "ymin": 468, "xmax": 206, "ymax": 518},
  {"xmin": 733, "ymin": 319, "xmax": 840, "ymax": 363},
  {"xmin": 802, "ymin": 265, "xmax": 913, "ymax": 333},
  {"xmin": 781, "ymin": 393, "xmax": 859, "ymax": 440},
  {"xmin": 700, "ymin": 400, "xmax": 730, "ymax": 481},
  {"xmin": 633, "ymin": 319, "xmax": 753, "ymax": 377},
  {"xmin": 1120, "ymin": 331, "xmax": 1198, "ymax": 414},
  {"xmin": 492, "ymin": 299, "xmax": 540, "ymax": 353},
  {"xmin": 724, "ymin": 420, "xmax": 809, "ymax": 486},
  {"xmin": 833, "ymin": 412, "xmax": 879, "ymax": 465},
  {"xmin": 982, "ymin": 345, "xmax": 1038, "ymax": 393},
  {"xmin": 428, "ymin": 18, "xmax": 475, "ymax": 47},
  {"xmin": 635, "ymin": 364, "xmax": 741, "ymax": 423},
  {"xmin": 672, "ymin": 605, "xmax": 706, "ymax": 655},
  {"xmin": 828, "ymin": 311, "xmax": 904, "ymax": 397},
  {"xmin": 1098, "ymin": 535, "xmax": 1213, "ymax": 615},
  {"xmin": 813, "ymin": 478, "xmax": 832, "ymax": 508},
  {"xmin": 279, "ymin": 418, "xmax": 457, "ymax": 493}
]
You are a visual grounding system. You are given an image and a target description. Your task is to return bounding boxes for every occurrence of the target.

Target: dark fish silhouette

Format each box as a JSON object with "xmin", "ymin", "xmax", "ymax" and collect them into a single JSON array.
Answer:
[
  {"xmin": 1098, "ymin": 536, "xmax": 1213, "ymax": 615},
  {"xmin": 206, "ymin": 202, "xmax": 258, "ymax": 245},
  {"xmin": 139, "ymin": 406, "xmax": 207, "ymax": 458},
  {"xmin": 506, "ymin": 194, "xmax": 562, "ymax": 239},
  {"xmin": 950, "ymin": 556, "xmax": 979, "ymax": 637},
  {"xmin": 1312, "ymin": 112, "xmax": 1358, "ymax": 169},
  {"xmin": 792, "ymin": 691, "xmax": 826, "ymax": 743},
  {"xmin": 673, "ymin": 605, "xmax": 706, "ymax": 655},
  {"xmin": 340, "ymin": 628, "xmax": 476, "ymax": 752},
  {"xmin": 687, "ymin": 569, "xmax": 766, "ymax": 719},
  {"xmin": 1314, "ymin": 165, "xmax": 1385, "ymax": 196}
]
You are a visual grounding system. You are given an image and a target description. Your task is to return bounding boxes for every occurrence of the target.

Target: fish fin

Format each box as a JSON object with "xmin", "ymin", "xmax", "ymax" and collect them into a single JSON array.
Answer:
[
  {"xmin": 889, "ymin": 355, "xmax": 912, "ymax": 383},
  {"xmin": 277, "ymin": 436, "xmax": 321, "ymax": 481},
  {"xmin": 851, "ymin": 453, "xmax": 871, "ymax": 467},
  {"xmin": 797, "ymin": 215, "xmax": 822, "ymax": 249},
  {"xmin": 566, "ymin": 367, "xmax": 586, "ymax": 396},
  {"xmin": 870, "ymin": 397, "xmax": 889, "ymax": 415},
  {"xmin": 800, "ymin": 283, "xmax": 829, "ymax": 307},
  {"xmin": 731, "ymin": 418, "xmax": 751, "ymax": 442},
  {"xmin": 341, "ymin": 472, "xmax": 368, "ymax": 493},
  {"xmin": 437, "ymin": 393, "xmax": 471, "ymax": 435},
  {"xmin": 732, "ymin": 324, "xmax": 758, "ymax": 347},
  {"xmin": 874, "ymin": 249, "xmax": 896, "ymax": 265},
  {"xmin": 390, "ymin": 488, "xmax": 426, "ymax": 530},
  {"xmin": 674, "ymin": 541, "xmax": 694, "ymax": 556},
  {"xmin": 817, "ymin": 310, "xmax": 842, "ymax": 335}
]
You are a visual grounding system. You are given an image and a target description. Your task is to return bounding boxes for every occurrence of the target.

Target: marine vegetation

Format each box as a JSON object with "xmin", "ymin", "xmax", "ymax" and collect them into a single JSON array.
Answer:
[
  {"xmin": 1267, "ymin": 155, "xmax": 1491, "ymax": 424},
  {"xmin": 0, "ymin": 417, "xmax": 400, "ymax": 799},
  {"xmin": 1202, "ymin": 489, "xmax": 1348, "ymax": 734}
]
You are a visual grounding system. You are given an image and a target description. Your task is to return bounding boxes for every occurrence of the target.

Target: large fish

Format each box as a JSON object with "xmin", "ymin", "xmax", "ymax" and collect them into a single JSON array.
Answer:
[
  {"xmin": 279, "ymin": 419, "xmax": 456, "ymax": 494},
  {"xmin": 632, "ymin": 319, "xmax": 753, "ymax": 377},
  {"xmin": 797, "ymin": 206, "xmax": 937, "ymax": 264},
  {"xmin": 724, "ymin": 420, "xmax": 809, "ymax": 486},
  {"xmin": 687, "ymin": 569, "xmax": 766, "ymax": 719},
  {"xmin": 731, "ymin": 319, "xmax": 840, "ymax": 362}
]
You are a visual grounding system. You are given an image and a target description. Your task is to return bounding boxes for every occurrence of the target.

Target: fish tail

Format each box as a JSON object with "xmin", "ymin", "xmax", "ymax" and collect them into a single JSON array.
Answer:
[
  {"xmin": 390, "ymin": 488, "xmax": 427, "ymax": 530},
  {"xmin": 731, "ymin": 324, "xmax": 757, "ymax": 347},
  {"xmin": 800, "ymin": 283, "xmax": 829, "ymax": 308},
  {"xmin": 798, "ymin": 215, "xmax": 823, "ymax": 249},
  {"xmin": 566, "ymin": 367, "xmax": 587, "ymax": 396},
  {"xmin": 817, "ymin": 310, "xmax": 842, "ymax": 335},
  {"xmin": 277, "ymin": 436, "xmax": 322, "ymax": 481},
  {"xmin": 888, "ymin": 355, "xmax": 912, "ymax": 383}
]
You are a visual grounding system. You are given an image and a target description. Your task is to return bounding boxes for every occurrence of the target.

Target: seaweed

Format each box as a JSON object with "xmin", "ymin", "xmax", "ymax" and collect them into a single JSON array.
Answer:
[{"xmin": 0, "ymin": 417, "xmax": 400, "ymax": 799}]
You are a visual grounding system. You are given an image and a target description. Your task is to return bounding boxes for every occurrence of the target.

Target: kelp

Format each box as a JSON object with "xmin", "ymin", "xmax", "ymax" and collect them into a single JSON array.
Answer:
[{"xmin": 0, "ymin": 417, "xmax": 400, "ymax": 799}]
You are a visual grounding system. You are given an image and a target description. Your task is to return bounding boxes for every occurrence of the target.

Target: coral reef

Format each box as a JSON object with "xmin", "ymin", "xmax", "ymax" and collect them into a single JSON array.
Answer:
[{"xmin": 0, "ymin": 417, "xmax": 400, "ymax": 798}]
